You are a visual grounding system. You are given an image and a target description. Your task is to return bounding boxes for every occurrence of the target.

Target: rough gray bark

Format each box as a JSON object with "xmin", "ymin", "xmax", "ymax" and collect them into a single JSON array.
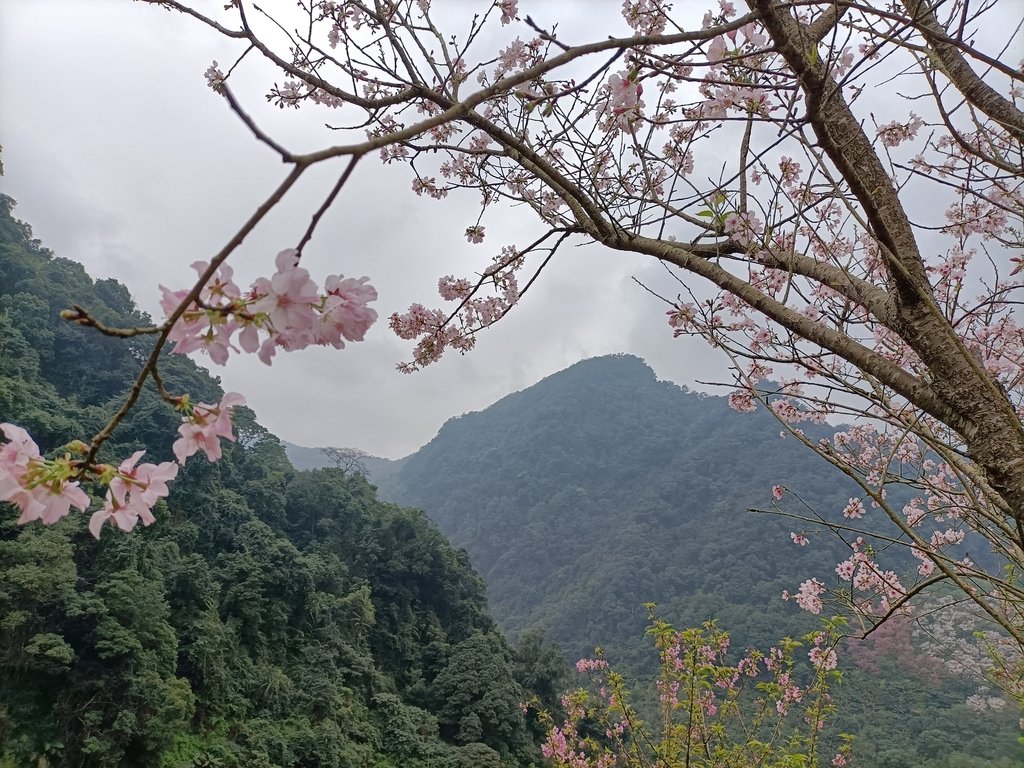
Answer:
[{"xmin": 751, "ymin": 0, "xmax": 1024, "ymax": 533}]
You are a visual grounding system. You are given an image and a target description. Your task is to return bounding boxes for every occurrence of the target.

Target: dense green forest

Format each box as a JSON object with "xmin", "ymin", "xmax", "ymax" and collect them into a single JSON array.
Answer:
[
  {"xmin": 303, "ymin": 354, "xmax": 1023, "ymax": 768},
  {"xmin": 0, "ymin": 194, "xmax": 567, "ymax": 768}
]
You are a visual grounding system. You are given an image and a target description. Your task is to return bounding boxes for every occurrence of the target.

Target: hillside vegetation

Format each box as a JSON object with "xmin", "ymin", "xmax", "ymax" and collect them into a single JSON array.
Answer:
[{"xmin": 0, "ymin": 194, "xmax": 563, "ymax": 768}]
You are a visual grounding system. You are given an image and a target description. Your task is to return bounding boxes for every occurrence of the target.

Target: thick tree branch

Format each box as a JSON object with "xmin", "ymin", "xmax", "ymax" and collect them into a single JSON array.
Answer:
[
  {"xmin": 752, "ymin": 0, "xmax": 1024, "ymax": 522},
  {"xmin": 902, "ymin": 0, "xmax": 1024, "ymax": 143}
]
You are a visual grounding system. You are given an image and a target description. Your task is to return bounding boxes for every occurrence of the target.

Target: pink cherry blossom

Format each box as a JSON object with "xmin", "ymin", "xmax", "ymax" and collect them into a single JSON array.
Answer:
[
  {"xmin": 204, "ymin": 60, "xmax": 226, "ymax": 92},
  {"xmin": 20, "ymin": 481, "xmax": 90, "ymax": 526},
  {"xmin": 728, "ymin": 390, "xmax": 758, "ymax": 412},
  {"xmin": 108, "ymin": 450, "xmax": 179, "ymax": 506},
  {"xmin": 321, "ymin": 274, "xmax": 379, "ymax": 343},
  {"xmin": 723, "ymin": 211, "xmax": 764, "ymax": 249},
  {"xmin": 499, "ymin": 0, "xmax": 517, "ymax": 26},
  {"xmin": 575, "ymin": 657, "xmax": 610, "ymax": 673},
  {"xmin": 161, "ymin": 285, "xmax": 205, "ymax": 344},
  {"xmin": 0, "ymin": 423, "xmax": 40, "ymax": 469},
  {"xmin": 603, "ymin": 70, "xmax": 645, "ymax": 129},
  {"xmin": 0, "ymin": 423, "xmax": 89, "ymax": 525},
  {"xmin": 842, "ymin": 497, "xmax": 866, "ymax": 519},
  {"xmin": 171, "ymin": 320, "xmax": 238, "ymax": 365},
  {"xmin": 161, "ymin": 248, "xmax": 377, "ymax": 368},
  {"xmin": 252, "ymin": 249, "xmax": 320, "ymax": 333},
  {"xmin": 877, "ymin": 113, "xmax": 924, "ymax": 147},
  {"xmin": 88, "ymin": 453, "xmax": 177, "ymax": 538},
  {"xmin": 793, "ymin": 578, "xmax": 826, "ymax": 614},
  {"xmin": 809, "ymin": 646, "xmax": 838, "ymax": 671},
  {"xmin": 622, "ymin": 0, "xmax": 667, "ymax": 34},
  {"xmin": 173, "ymin": 392, "xmax": 246, "ymax": 464}
]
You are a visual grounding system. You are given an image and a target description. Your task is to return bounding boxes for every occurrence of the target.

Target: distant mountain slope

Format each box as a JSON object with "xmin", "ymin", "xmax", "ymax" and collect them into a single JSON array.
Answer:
[
  {"xmin": 359, "ymin": 353, "xmax": 1022, "ymax": 767},
  {"xmin": 371, "ymin": 355, "xmax": 852, "ymax": 660}
]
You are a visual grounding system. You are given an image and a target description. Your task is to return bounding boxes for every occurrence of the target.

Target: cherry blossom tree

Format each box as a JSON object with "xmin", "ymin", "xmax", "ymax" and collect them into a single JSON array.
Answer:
[{"xmin": 3, "ymin": 0, "xmax": 1024, "ymax": 693}]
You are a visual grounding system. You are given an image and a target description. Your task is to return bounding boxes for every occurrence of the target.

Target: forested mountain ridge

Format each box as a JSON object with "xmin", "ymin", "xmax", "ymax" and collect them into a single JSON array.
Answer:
[
  {"xmin": 0, "ymin": 194, "xmax": 564, "ymax": 768},
  {"xmin": 318, "ymin": 353, "xmax": 1023, "ymax": 768},
  {"xmin": 372, "ymin": 354, "xmax": 856, "ymax": 658}
]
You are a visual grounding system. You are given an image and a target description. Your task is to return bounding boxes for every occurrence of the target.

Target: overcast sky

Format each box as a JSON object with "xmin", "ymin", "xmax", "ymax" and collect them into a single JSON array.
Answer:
[{"xmin": 0, "ymin": 0, "xmax": 738, "ymax": 458}]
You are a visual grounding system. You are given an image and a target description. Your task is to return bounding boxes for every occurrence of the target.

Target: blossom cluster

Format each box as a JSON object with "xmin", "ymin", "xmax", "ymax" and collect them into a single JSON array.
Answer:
[
  {"xmin": 783, "ymin": 578, "xmax": 826, "ymax": 614},
  {"xmin": 1, "ymin": 391, "xmax": 247, "ymax": 538},
  {"xmin": 622, "ymin": 0, "xmax": 668, "ymax": 35},
  {"xmin": 600, "ymin": 70, "xmax": 645, "ymax": 132},
  {"xmin": 0, "ymin": 424, "xmax": 90, "ymax": 527},
  {"xmin": 809, "ymin": 632, "xmax": 839, "ymax": 671},
  {"xmin": 390, "ymin": 245, "xmax": 522, "ymax": 371},
  {"xmin": 162, "ymin": 249, "xmax": 378, "ymax": 367},
  {"xmin": 5, "ymin": 243, "xmax": 377, "ymax": 536}
]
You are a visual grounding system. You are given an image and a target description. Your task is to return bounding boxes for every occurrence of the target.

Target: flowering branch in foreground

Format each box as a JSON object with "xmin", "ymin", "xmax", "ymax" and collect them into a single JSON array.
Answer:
[{"xmin": 2, "ymin": 245, "xmax": 378, "ymax": 537}]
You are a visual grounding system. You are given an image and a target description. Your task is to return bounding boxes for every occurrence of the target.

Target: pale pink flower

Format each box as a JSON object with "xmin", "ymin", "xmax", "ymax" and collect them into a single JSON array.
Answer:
[
  {"xmin": 707, "ymin": 35, "xmax": 729, "ymax": 64},
  {"xmin": 465, "ymin": 225, "xmax": 486, "ymax": 244},
  {"xmin": 438, "ymin": 275, "xmax": 473, "ymax": 301},
  {"xmin": 252, "ymin": 249, "xmax": 319, "ymax": 333},
  {"xmin": 723, "ymin": 211, "xmax": 764, "ymax": 248},
  {"xmin": 108, "ymin": 450, "xmax": 179, "ymax": 507},
  {"xmin": 794, "ymin": 578, "xmax": 826, "ymax": 614},
  {"xmin": 321, "ymin": 274, "xmax": 379, "ymax": 343},
  {"xmin": 161, "ymin": 286, "xmax": 205, "ymax": 344},
  {"xmin": 835, "ymin": 559, "xmax": 856, "ymax": 581},
  {"xmin": 729, "ymin": 390, "xmax": 758, "ymax": 412},
  {"xmin": 0, "ymin": 423, "xmax": 40, "ymax": 468},
  {"xmin": 739, "ymin": 21, "xmax": 766, "ymax": 47},
  {"xmin": 778, "ymin": 156, "xmax": 802, "ymax": 187},
  {"xmin": 0, "ymin": 424, "xmax": 90, "ymax": 526},
  {"xmin": 666, "ymin": 303, "xmax": 697, "ymax": 334},
  {"xmin": 809, "ymin": 646, "xmax": 838, "ymax": 671},
  {"xmin": 621, "ymin": 0, "xmax": 667, "ymax": 34},
  {"xmin": 171, "ymin": 321, "xmax": 238, "ymax": 365},
  {"xmin": 257, "ymin": 336, "xmax": 278, "ymax": 366},
  {"xmin": 605, "ymin": 71, "xmax": 645, "ymax": 128},
  {"xmin": 173, "ymin": 392, "xmax": 246, "ymax": 464},
  {"xmin": 791, "ymin": 532, "xmax": 809, "ymax": 546},
  {"xmin": 575, "ymin": 657, "xmax": 609, "ymax": 673},
  {"xmin": 90, "ymin": 490, "xmax": 159, "ymax": 538},
  {"xmin": 204, "ymin": 61, "xmax": 226, "ymax": 92},
  {"xmin": 192, "ymin": 260, "xmax": 241, "ymax": 302},
  {"xmin": 877, "ymin": 113, "xmax": 924, "ymax": 147},
  {"xmin": 842, "ymin": 497, "xmax": 866, "ymax": 519},
  {"xmin": 21, "ymin": 482, "xmax": 89, "ymax": 526},
  {"xmin": 238, "ymin": 324, "xmax": 261, "ymax": 354},
  {"xmin": 499, "ymin": 0, "xmax": 518, "ymax": 25},
  {"xmin": 89, "ymin": 453, "xmax": 177, "ymax": 538}
]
